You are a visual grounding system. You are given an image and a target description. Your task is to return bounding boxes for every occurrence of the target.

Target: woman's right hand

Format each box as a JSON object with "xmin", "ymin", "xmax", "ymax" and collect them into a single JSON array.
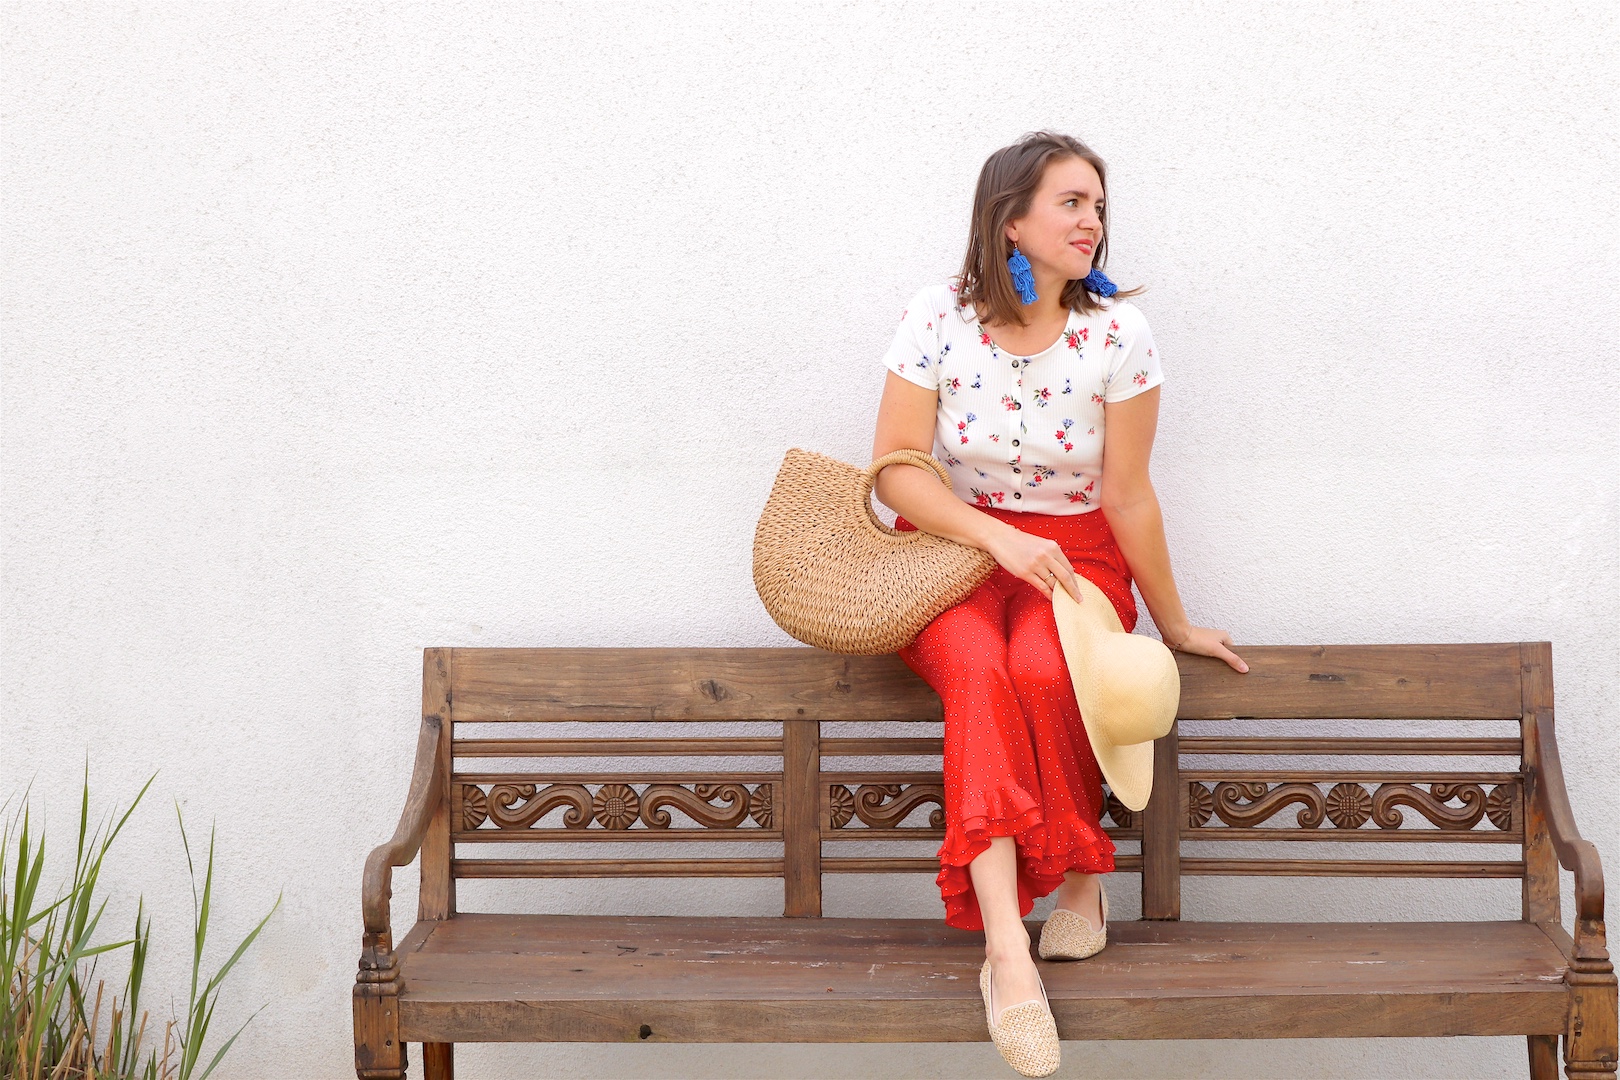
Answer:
[{"xmin": 984, "ymin": 525, "xmax": 1084, "ymax": 602}]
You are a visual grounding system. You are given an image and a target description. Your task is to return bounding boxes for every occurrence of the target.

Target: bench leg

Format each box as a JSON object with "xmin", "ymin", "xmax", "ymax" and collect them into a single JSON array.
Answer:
[
  {"xmin": 354, "ymin": 962, "xmax": 407, "ymax": 1080},
  {"xmin": 1530, "ymin": 1035, "xmax": 1558, "ymax": 1079},
  {"xmin": 1568, "ymin": 977, "xmax": 1620, "ymax": 1080},
  {"xmin": 1564, "ymin": 963, "xmax": 1618, "ymax": 1079},
  {"xmin": 423, "ymin": 1043, "xmax": 453, "ymax": 1080}
]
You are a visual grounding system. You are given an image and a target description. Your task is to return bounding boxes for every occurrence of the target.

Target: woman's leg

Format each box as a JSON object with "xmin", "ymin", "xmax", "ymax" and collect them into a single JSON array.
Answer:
[
  {"xmin": 901, "ymin": 573, "xmax": 1044, "ymax": 925},
  {"xmin": 1003, "ymin": 579, "xmax": 1114, "ymax": 929},
  {"xmin": 899, "ymin": 574, "xmax": 1049, "ymax": 1017},
  {"xmin": 1051, "ymin": 869, "xmax": 1104, "ymax": 924},
  {"xmin": 968, "ymin": 836, "xmax": 1045, "ymax": 1020}
]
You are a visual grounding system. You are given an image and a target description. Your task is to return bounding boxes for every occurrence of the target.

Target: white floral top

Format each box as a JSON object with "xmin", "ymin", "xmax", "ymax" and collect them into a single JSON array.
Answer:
[{"xmin": 882, "ymin": 281, "xmax": 1165, "ymax": 515}]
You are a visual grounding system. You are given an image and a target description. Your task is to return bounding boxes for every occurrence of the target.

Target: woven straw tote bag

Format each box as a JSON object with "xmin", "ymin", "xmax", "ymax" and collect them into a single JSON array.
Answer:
[{"xmin": 752, "ymin": 447, "xmax": 998, "ymax": 654}]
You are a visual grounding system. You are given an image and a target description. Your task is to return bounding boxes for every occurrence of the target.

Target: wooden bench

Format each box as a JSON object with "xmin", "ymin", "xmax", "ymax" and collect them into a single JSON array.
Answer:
[{"xmin": 354, "ymin": 643, "xmax": 1616, "ymax": 1079}]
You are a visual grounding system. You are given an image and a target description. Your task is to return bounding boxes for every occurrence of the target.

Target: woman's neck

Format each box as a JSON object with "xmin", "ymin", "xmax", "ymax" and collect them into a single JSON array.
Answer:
[
  {"xmin": 1025, "ymin": 266, "xmax": 1071, "ymax": 322},
  {"xmin": 981, "ymin": 274, "xmax": 1070, "ymax": 329}
]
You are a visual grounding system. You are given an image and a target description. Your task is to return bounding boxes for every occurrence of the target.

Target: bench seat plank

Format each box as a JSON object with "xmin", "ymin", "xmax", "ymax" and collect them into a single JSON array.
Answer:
[{"xmin": 394, "ymin": 915, "xmax": 1568, "ymax": 1044}]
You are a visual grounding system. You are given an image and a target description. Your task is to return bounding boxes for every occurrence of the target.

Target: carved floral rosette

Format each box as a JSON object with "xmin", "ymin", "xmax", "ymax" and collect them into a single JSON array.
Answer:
[
  {"xmin": 459, "ymin": 781, "xmax": 778, "ymax": 832},
  {"xmin": 1103, "ymin": 792, "xmax": 1139, "ymax": 830},
  {"xmin": 824, "ymin": 782, "xmax": 946, "ymax": 831},
  {"xmin": 1181, "ymin": 778, "xmax": 1518, "ymax": 833}
]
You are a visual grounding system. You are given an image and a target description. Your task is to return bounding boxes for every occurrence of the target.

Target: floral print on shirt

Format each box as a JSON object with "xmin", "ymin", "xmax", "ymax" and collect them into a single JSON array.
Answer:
[{"xmin": 881, "ymin": 282, "xmax": 1164, "ymax": 515}]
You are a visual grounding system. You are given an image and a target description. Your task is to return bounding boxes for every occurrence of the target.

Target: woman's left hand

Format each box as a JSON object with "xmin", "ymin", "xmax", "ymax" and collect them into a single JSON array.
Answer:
[{"xmin": 1168, "ymin": 626, "xmax": 1248, "ymax": 673}]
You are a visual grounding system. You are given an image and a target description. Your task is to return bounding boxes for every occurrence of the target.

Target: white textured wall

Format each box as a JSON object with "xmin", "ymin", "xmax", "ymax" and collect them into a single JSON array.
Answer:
[{"xmin": 3, "ymin": 2, "xmax": 1615, "ymax": 1077}]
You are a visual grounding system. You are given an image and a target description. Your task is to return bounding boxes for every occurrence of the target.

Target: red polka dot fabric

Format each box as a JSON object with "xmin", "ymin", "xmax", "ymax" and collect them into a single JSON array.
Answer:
[{"xmin": 894, "ymin": 506, "xmax": 1137, "ymax": 931}]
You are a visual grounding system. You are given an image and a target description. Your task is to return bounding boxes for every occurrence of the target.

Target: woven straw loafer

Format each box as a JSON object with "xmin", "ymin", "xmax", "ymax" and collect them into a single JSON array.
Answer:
[
  {"xmin": 979, "ymin": 959, "xmax": 1061, "ymax": 1077},
  {"xmin": 1037, "ymin": 880, "xmax": 1109, "ymax": 961}
]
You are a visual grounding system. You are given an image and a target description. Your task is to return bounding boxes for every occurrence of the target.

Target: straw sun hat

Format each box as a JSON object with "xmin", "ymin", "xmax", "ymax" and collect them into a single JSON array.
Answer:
[{"xmin": 1051, "ymin": 573, "xmax": 1182, "ymax": 812}]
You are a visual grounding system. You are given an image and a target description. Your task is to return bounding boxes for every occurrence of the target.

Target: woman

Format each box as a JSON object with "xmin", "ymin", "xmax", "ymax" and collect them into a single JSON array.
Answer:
[{"xmin": 871, "ymin": 131, "xmax": 1249, "ymax": 1076}]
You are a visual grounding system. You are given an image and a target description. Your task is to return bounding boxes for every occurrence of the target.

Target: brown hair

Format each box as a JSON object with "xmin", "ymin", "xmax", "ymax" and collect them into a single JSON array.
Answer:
[{"xmin": 953, "ymin": 130, "xmax": 1144, "ymax": 328}]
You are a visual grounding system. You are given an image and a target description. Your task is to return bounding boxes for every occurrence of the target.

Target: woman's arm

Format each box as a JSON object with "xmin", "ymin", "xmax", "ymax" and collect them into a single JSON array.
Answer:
[
  {"xmin": 872, "ymin": 371, "xmax": 1084, "ymax": 601},
  {"xmin": 1101, "ymin": 386, "xmax": 1248, "ymax": 673}
]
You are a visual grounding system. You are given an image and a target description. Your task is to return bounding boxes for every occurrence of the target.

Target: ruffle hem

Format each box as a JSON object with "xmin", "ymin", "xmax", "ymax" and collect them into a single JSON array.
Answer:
[{"xmin": 936, "ymin": 782, "xmax": 1116, "ymax": 932}]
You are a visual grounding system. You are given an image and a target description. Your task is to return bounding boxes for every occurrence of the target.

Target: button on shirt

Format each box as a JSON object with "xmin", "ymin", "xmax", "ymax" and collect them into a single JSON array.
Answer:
[{"xmin": 882, "ymin": 282, "xmax": 1166, "ymax": 514}]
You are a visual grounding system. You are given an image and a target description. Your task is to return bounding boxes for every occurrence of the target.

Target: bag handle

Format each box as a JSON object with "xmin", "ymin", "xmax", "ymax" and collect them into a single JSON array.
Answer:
[{"xmin": 859, "ymin": 449, "xmax": 954, "ymax": 537}]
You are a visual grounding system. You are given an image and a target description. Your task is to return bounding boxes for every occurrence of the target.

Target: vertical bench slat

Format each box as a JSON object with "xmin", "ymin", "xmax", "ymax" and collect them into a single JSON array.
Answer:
[
  {"xmin": 1142, "ymin": 719, "xmax": 1182, "ymax": 920},
  {"xmin": 1519, "ymin": 642, "xmax": 1562, "ymax": 933},
  {"xmin": 783, "ymin": 719, "xmax": 822, "ymax": 917},
  {"xmin": 420, "ymin": 647, "xmax": 455, "ymax": 922}
]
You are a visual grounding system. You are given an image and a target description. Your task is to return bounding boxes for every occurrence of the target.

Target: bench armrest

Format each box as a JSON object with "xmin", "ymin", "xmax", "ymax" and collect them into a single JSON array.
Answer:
[
  {"xmin": 1532, "ymin": 709, "xmax": 1608, "ymax": 963},
  {"xmin": 360, "ymin": 714, "xmax": 445, "ymax": 953}
]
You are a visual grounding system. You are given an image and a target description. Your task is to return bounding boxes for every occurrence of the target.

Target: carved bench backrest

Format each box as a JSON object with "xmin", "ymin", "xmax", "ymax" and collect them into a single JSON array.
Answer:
[{"xmin": 419, "ymin": 642, "xmax": 1554, "ymax": 924}]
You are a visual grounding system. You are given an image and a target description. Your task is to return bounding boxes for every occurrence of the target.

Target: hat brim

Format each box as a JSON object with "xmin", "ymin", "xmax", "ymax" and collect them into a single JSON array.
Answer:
[
  {"xmin": 1052, "ymin": 577, "xmax": 1175, "ymax": 814},
  {"xmin": 1091, "ymin": 736, "xmax": 1156, "ymax": 813}
]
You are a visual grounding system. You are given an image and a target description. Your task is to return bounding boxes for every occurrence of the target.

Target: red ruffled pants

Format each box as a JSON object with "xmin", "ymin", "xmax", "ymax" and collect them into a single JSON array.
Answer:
[{"xmin": 895, "ymin": 505, "xmax": 1138, "ymax": 932}]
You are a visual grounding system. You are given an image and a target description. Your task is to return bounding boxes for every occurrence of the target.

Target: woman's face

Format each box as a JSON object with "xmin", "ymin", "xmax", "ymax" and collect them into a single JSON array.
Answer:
[{"xmin": 1004, "ymin": 155, "xmax": 1105, "ymax": 284}]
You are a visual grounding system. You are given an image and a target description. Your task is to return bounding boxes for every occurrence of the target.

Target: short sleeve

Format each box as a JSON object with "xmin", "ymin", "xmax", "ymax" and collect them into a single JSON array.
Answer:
[
  {"xmin": 881, "ymin": 288, "xmax": 941, "ymax": 391},
  {"xmin": 1102, "ymin": 304, "xmax": 1165, "ymax": 403}
]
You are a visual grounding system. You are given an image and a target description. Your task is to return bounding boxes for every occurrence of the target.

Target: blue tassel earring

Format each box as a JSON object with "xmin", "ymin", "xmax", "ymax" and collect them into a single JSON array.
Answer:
[
  {"xmin": 1081, "ymin": 267, "xmax": 1118, "ymax": 297},
  {"xmin": 1007, "ymin": 245, "xmax": 1038, "ymax": 305}
]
